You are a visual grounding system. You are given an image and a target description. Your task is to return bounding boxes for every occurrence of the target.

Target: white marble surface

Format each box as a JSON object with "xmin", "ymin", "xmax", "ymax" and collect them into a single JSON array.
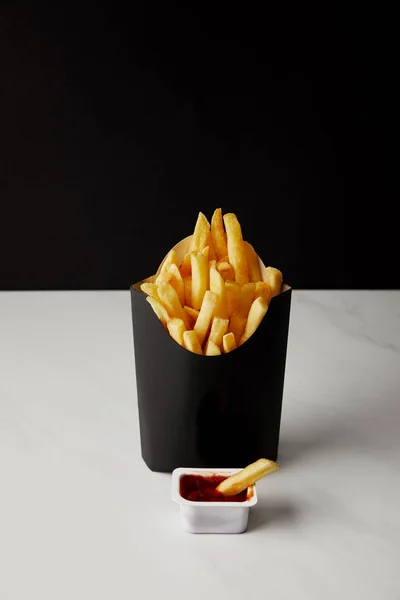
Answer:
[{"xmin": 0, "ymin": 290, "xmax": 399, "ymax": 599}]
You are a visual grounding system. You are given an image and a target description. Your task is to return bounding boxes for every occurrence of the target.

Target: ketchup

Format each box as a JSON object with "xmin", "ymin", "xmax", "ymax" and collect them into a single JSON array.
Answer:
[{"xmin": 180, "ymin": 474, "xmax": 248, "ymax": 502}]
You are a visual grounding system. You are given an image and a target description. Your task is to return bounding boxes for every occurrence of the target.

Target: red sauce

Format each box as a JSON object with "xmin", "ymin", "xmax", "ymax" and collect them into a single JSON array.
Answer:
[{"xmin": 180, "ymin": 474, "xmax": 248, "ymax": 502}]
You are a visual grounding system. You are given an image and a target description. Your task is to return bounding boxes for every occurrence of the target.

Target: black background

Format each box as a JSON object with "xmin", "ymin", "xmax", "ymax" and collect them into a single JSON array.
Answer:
[{"xmin": 0, "ymin": 2, "xmax": 396, "ymax": 290}]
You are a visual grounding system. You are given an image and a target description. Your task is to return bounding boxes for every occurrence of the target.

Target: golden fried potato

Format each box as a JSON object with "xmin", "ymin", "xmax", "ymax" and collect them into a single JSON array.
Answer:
[
  {"xmin": 216, "ymin": 458, "xmax": 280, "ymax": 496},
  {"xmin": 208, "ymin": 317, "xmax": 229, "ymax": 348},
  {"xmin": 210, "ymin": 265, "xmax": 228, "ymax": 319},
  {"xmin": 180, "ymin": 253, "xmax": 192, "ymax": 278},
  {"xmin": 222, "ymin": 331, "xmax": 237, "ymax": 353},
  {"xmin": 184, "ymin": 305, "xmax": 199, "ymax": 326},
  {"xmin": 183, "ymin": 276, "xmax": 192, "ymax": 307},
  {"xmin": 254, "ymin": 281, "xmax": 272, "ymax": 304},
  {"xmin": 167, "ymin": 263, "xmax": 185, "ymax": 306},
  {"xmin": 265, "ymin": 267, "xmax": 283, "ymax": 297},
  {"xmin": 241, "ymin": 282, "xmax": 256, "ymax": 316},
  {"xmin": 167, "ymin": 318, "xmax": 186, "ymax": 347},
  {"xmin": 228, "ymin": 312, "xmax": 247, "ymax": 345},
  {"xmin": 160, "ymin": 249, "xmax": 179, "ymax": 274},
  {"xmin": 240, "ymin": 296, "xmax": 268, "ymax": 344},
  {"xmin": 244, "ymin": 241, "xmax": 262, "ymax": 283},
  {"xmin": 157, "ymin": 280, "xmax": 190, "ymax": 328},
  {"xmin": 217, "ymin": 260, "xmax": 234, "ymax": 281},
  {"xmin": 194, "ymin": 290, "xmax": 218, "ymax": 346},
  {"xmin": 211, "ymin": 208, "xmax": 228, "ymax": 260},
  {"xmin": 205, "ymin": 340, "xmax": 221, "ymax": 356},
  {"xmin": 223, "ymin": 213, "xmax": 249, "ymax": 285},
  {"xmin": 146, "ymin": 296, "xmax": 170, "ymax": 328},
  {"xmin": 191, "ymin": 252, "xmax": 209, "ymax": 311},
  {"xmin": 140, "ymin": 282, "xmax": 159, "ymax": 300},
  {"xmin": 225, "ymin": 281, "xmax": 243, "ymax": 315},
  {"xmin": 190, "ymin": 212, "xmax": 210, "ymax": 252},
  {"xmin": 183, "ymin": 330, "xmax": 203, "ymax": 355}
]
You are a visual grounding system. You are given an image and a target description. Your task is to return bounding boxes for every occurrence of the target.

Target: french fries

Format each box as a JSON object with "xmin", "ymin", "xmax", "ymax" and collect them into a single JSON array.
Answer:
[
  {"xmin": 244, "ymin": 242, "xmax": 262, "ymax": 283},
  {"xmin": 222, "ymin": 332, "xmax": 236, "ymax": 353},
  {"xmin": 157, "ymin": 281, "xmax": 191, "ymax": 329},
  {"xmin": 228, "ymin": 312, "xmax": 247, "ymax": 345},
  {"xmin": 167, "ymin": 318, "xmax": 186, "ymax": 347},
  {"xmin": 160, "ymin": 249, "xmax": 179, "ymax": 274},
  {"xmin": 168, "ymin": 263, "xmax": 185, "ymax": 306},
  {"xmin": 184, "ymin": 306, "xmax": 199, "ymax": 326},
  {"xmin": 183, "ymin": 330, "xmax": 202, "ymax": 355},
  {"xmin": 255, "ymin": 281, "xmax": 272, "ymax": 304},
  {"xmin": 209, "ymin": 265, "xmax": 228, "ymax": 319},
  {"xmin": 194, "ymin": 291, "xmax": 218, "ymax": 346},
  {"xmin": 146, "ymin": 297, "xmax": 169, "ymax": 328},
  {"xmin": 191, "ymin": 252, "xmax": 209, "ymax": 311},
  {"xmin": 208, "ymin": 317, "xmax": 229, "ymax": 348},
  {"xmin": 240, "ymin": 296, "xmax": 268, "ymax": 345},
  {"xmin": 190, "ymin": 212, "xmax": 210, "ymax": 252},
  {"xmin": 217, "ymin": 260, "xmax": 234, "ymax": 281},
  {"xmin": 205, "ymin": 340, "xmax": 221, "ymax": 356},
  {"xmin": 225, "ymin": 281, "xmax": 243, "ymax": 316},
  {"xmin": 180, "ymin": 253, "xmax": 191, "ymax": 278},
  {"xmin": 216, "ymin": 458, "xmax": 280, "ymax": 496},
  {"xmin": 211, "ymin": 208, "xmax": 228, "ymax": 260},
  {"xmin": 223, "ymin": 213, "xmax": 249, "ymax": 286},
  {"xmin": 265, "ymin": 267, "xmax": 283, "ymax": 297},
  {"xmin": 140, "ymin": 282, "xmax": 159, "ymax": 299},
  {"xmin": 241, "ymin": 282, "xmax": 256, "ymax": 316},
  {"xmin": 139, "ymin": 209, "xmax": 284, "ymax": 354},
  {"xmin": 183, "ymin": 276, "xmax": 192, "ymax": 306}
]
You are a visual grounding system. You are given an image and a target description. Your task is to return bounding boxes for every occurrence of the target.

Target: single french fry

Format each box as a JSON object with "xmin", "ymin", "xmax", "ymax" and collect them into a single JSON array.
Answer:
[
  {"xmin": 265, "ymin": 267, "xmax": 283, "ymax": 297},
  {"xmin": 183, "ymin": 276, "xmax": 192, "ymax": 307},
  {"xmin": 223, "ymin": 213, "xmax": 249, "ymax": 285},
  {"xmin": 240, "ymin": 296, "xmax": 268, "ymax": 344},
  {"xmin": 140, "ymin": 282, "xmax": 159, "ymax": 300},
  {"xmin": 183, "ymin": 330, "xmax": 203, "ymax": 355},
  {"xmin": 225, "ymin": 281, "xmax": 243, "ymax": 315},
  {"xmin": 159, "ymin": 249, "xmax": 179, "ymax": 274},
  {"xmin": 156, "ymin": 270, "xmax": 173, "ymax": 286},
  {"xmin": 216, "ymin": 458, "xmax": 280, "ymax": 496},
  {"xmin": 255, "ymin": 281, "xmax": 272, "ymax": 304},
  {"xmin": 146, "ymin": 296, "xmax": 170, "ymax": 328},
  {"xmin": 202, "ymin": 245, "xmax": 210, "ymax": 263},
  {"xmin": 222, "ymin": 331, "xmax": 236, "ymax": 353},
  {"xmin": 180, "ymin": 253, "xmax": 192, "ymax": 278},
  {"xmin": 207, "ymin": 235, "xmax": 216, "ymax": 261},
  {"xmin": 210, "ymin": 265, "xmax": 228, "ymax": 319},
  {"xmin": 190, "ymin": 212, "xmax": 210, "ymax": 252},
  {"xmin": 157, "ymin": 280, "xmax": 190, "ymax": 328},
  {"xmin": 167, "ymin": 317, "xmax": 187, "ymax": 347},
  {"xmin": 244, "ymin": 241, "xmax": 262, "ymax": 283},
  {"xmin": 241, "ymin": 282, "xmax": 256, "ymax": 316},
  {"xmin": 205, "ymin": 340, "xmax": 221, "ymax": 356},
  {"xmin": 228, "ymin": 312, "xmax": 247, "ymax": 345},
  {"xmin": 194, "ymin": 290, "xmax": 218, "ymax": 346},
  {"xmin": 168, "ymin": 263, "xmax": 185, "ymax": 306},
  {"xmin": 209, "ymin": 317, "xmax": 229, "ymax": 347},
  {"xmin": 191, "ymin": 252, "xmax": 209, "ymax": 311},
  {"xmin": 211, "ymin": 208, "xmax": 228, "ymax": 260},
  {"xmin": 217, "ymin": 261, "xmax": 235, "ymax": 282},
  {"xmin": 184, "ymin": 305, "xmax": 199, "ymax": 326}
]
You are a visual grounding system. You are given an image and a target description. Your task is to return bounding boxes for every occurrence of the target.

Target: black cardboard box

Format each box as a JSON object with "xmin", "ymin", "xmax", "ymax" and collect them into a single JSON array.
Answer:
[{"xmin": 130, "ymin": 236, "xmax": 291, "ymax": 472}]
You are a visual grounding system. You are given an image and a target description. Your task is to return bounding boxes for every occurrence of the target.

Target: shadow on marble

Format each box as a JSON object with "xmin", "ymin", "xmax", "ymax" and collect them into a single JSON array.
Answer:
[
  {"xmin": 279, "ymin": 392, "xmax": 400, "ymax": 466},
  {"xmin": 247, "ymin": 498, "xmax": 299, "ymax": 532}
]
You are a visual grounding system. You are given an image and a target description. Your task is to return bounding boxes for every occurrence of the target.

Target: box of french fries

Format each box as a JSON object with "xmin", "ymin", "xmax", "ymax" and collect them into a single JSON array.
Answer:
[{"xmin": 130, "ymin": 209, "xmax": 291, "ymax": 472}]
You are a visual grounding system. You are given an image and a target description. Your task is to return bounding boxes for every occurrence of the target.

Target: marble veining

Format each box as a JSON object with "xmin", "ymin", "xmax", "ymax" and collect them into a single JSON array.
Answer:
[{"xmin": 0, "ymin": 291, "xmax": 399, "ymax": 600}]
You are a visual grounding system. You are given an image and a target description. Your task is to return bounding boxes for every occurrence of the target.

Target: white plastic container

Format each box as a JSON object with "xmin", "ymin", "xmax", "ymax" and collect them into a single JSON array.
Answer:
[{"xmin": 172, "ymin": 467, "xmax": 258, "ymax": 534}]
